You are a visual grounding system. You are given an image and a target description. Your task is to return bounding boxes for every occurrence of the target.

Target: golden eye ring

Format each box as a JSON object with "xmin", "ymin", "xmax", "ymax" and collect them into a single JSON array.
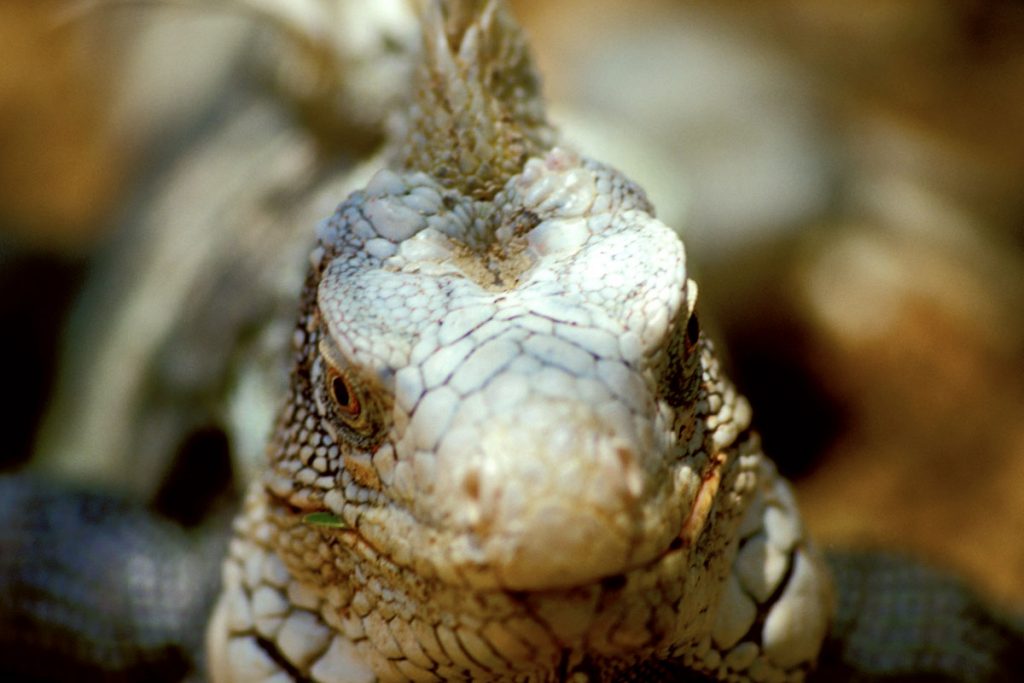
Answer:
[
  {"xmin": 323, "ymin": 363, "xmax": 375, "ymax": 437},
  {"xmin": 314, "ymin": 335, "xmax": 388, "ymax": 447},
  {"xmin": 327, "ymin": 367, "xmax": 361, "ymax": 420}
]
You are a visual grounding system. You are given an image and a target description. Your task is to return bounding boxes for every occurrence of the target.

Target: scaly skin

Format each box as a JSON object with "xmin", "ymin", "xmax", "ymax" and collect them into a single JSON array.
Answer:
[{"xmin": 207, "ymin": 2, "xmax": 833, "ymax": 681}]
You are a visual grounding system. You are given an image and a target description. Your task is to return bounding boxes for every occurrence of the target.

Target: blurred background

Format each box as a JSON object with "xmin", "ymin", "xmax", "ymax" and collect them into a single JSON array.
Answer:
[{"xmin": 2, "ymin": 0, "xmax": 1022, "ymax": 606}]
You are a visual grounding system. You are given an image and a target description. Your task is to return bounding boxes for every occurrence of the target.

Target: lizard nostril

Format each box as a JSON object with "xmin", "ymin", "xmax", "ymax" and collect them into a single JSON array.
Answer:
[
  {"xmin": 616, "ymin": 445, "xmax": 635, "ymax": 469},
  {"xmin": 462, "ymin": 470, "xmax": 481, "ymax": 500},
  {"xmin": 615, "ymin": 445, "xmax": 644, "ymax": 498}
]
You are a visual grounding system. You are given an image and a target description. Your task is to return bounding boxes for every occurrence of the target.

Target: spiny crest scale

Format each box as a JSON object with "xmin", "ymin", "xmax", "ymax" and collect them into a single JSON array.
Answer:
[{"xmin": 394, "ymin": 0, "xmax": 554, "ymax": 201}]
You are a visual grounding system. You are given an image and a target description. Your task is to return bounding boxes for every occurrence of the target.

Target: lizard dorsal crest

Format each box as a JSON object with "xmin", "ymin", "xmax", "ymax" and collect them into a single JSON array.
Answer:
[{"xmin": 393, "ymin": 0, "xmax": 555, "ymax": 200}]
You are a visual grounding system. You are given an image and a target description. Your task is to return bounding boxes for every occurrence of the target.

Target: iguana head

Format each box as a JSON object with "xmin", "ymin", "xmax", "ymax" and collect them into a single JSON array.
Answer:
[
  {"xmin": 250, "ymin": 1, "xmax": 830, "ymax": 678},
  {"xmin": 270, "ymin": 143, "xmax": 717, "ymax": 591},
  {"xmin": 266, "ymin": 0, "xmax": 731, "ymax": 594}
]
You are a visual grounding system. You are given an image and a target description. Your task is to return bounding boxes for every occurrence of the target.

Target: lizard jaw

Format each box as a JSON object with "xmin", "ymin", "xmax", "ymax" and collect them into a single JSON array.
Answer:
[{"xmin": 274, "ymin": 431, "xmax": 745, "ymax": 596}]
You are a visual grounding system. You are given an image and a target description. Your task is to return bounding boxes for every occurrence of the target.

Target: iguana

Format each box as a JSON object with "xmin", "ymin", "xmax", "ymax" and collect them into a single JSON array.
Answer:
[
  {"xmin": 205, "ymin": 2, "xmax": 832, "ymax": 680},
  {"xmin": 2, "ymin": 2, "xmax": 1022, "ymax": 682}
]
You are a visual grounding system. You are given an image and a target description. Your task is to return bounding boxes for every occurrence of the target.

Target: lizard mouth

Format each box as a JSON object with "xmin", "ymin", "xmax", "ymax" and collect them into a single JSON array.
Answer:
[
  {"xmin": 675, "ymin": 450, "xmax": 731, "ymax": 550},
  {"xmin": 269, "ymin": 435, "xmax": 740, "ymax": 597},
  {"xmin": 615, "ymin": 447, "xmax": 734, "ymax": 575}
]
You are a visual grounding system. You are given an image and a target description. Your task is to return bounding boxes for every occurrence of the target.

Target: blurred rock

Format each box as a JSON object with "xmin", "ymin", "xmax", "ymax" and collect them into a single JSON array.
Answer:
[
  {"xmin": 0, "ymin": 2, "xmax": 122, "ymax": 249},
  {"xmin": 31, "ymin": 0, "xmax": 416, "ymax": 496},
  {"xmin": 520, "ymin": 0, "xmax": 835, "ymax": 261}
]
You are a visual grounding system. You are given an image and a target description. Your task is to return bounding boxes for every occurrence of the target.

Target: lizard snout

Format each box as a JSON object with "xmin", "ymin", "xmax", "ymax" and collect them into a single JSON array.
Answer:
[{"xmin": 432, "ymin": 397, "xmax": 657, "ymax": 590}]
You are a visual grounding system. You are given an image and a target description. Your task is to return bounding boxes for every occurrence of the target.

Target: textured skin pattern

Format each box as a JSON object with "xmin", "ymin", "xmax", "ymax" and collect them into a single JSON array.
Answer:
[
  {"xmin": 4, "ymin": 494, "xmax": 1020, "ymax": 683},
  {"xmin": 208, "ymin": 2, "xmax": 832, "ymax": 681},
  {"xmin": 0, "ymin": 475, "xmax": 228, "ymax": 683},
  {"xmin": 814, "ymin": 552, "xmax": 1024, "ymax": 683}
]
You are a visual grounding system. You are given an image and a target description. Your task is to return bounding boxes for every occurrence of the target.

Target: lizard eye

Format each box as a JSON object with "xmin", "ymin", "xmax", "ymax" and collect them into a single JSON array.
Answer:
[
  {"xmin": 327, "ymin": 367, "xmax": 361, "ymax": 420},
  {"xmin": 663, "ymin": 318, "xmax": 701, "ymax": 408},
  {"xmin": 686, "ymin": 312, "xmax": 700, "ymax": 346},
  {"xmin": 322, "ymin": 362, "xmax": 376, "ymax": 439},
  {"xmin": 661, "ymin": 285, "xmax": 702, "ymax": 408},
  {"xmin": 313, "ymin": 336, "xmax": 386, "ymax": 447}
]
